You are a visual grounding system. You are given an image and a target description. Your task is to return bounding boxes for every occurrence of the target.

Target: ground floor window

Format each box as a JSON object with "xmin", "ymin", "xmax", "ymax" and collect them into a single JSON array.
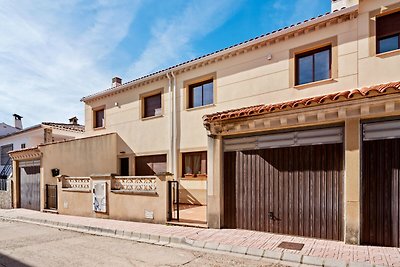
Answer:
[
  {"xmin": 135, "ymin": 154, "xmax": 167, "ymax": 176},
  {"xmin": 182, "ymin": 151, "xmax": 207, "ymax": 178}
]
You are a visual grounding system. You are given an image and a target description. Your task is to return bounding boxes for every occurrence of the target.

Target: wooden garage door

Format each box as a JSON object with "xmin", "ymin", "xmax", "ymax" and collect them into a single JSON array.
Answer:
[
  {"xmin": 224, "ymin": 143, "xmax": 344, "ymax": 240},
  {"xmin": 20, "ymin": 160, "xmax": 40, "ymax": 211},
  {"xmin": 362, "ymin": 120, "xmax": 400, "ymax": 247}
]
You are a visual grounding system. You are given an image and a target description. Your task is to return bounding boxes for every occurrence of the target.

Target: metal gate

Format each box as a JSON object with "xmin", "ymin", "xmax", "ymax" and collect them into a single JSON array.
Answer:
[
  {"xmin": 45, "ymin": 184, "xmax": 57, "ymax": 210},
  {"xmin": 223, "ymin": 127, "xmax": 344, "ymax": 240},
  {"xmin": 167, "ymin": 181, "xmax": 179, "ymax": 221},
  {"xmin": 362, "ymin": 120, "xmax": 400, "ymax": 247},
  {"xmin": 19, "ymin": 160, "xmax": 40, "ymax": 211}
]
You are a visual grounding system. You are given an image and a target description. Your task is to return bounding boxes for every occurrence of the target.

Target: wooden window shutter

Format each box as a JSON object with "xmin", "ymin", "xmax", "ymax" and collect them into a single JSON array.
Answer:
[
  {"xmin": 144, "ymin": 93, "xmax": 161, "ymax": 118},
  {"xmin": 377, "ymin": 11, "xmax": 400, "ymax": 38}
]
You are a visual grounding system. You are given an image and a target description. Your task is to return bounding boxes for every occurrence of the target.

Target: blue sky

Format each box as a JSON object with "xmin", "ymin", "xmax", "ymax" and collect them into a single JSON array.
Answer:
[{"xmin": 0, "ymin": 0, "xmax": 330, "ymax": 127}]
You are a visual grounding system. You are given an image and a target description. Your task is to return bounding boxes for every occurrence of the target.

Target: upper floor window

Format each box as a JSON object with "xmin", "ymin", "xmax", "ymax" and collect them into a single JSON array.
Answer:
[
  {"xmin": 188, "ymin": 79, "xmax": 213, "ymax": 108},
  {"xmin": 94, "ymin": 108, "xmax": 104, "ymax": 128},
  {"xmin": 21, "ymin": 143, "xmax": 26, "ymax": 149},
  {"xmin": 376, "ymin": 11, "xmax": 400, "ymax": 54},
  {"xmin": 1, "ymin": 144, "xmax": 13, "ymax": 165},
  {"xmin": 143, "ymin": 93, "xmax": 162, "ymax": 118},
  {"xmin": 295, "ymin": 46, "xmax": 331, "ymax": 86}
]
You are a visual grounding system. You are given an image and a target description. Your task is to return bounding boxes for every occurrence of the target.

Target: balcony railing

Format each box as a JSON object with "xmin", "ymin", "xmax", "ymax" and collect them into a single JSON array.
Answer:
[
  {"xmin": 62, "ymin": 177, "xmax": 90, "ymax": 191},
  {"xmin": 112, "ymin": 176, "xmax": 157, "ymax": 193}
]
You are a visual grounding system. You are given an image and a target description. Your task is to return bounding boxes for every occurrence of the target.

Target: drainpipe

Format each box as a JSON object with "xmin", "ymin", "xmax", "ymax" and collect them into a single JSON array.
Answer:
[
  {"xmin": 171, "ymin": 72, "xmax": 178, "ymax": 181},
  {"xmin": 166, "ymin": 72, "xmax": 174, "ymax": 176}
]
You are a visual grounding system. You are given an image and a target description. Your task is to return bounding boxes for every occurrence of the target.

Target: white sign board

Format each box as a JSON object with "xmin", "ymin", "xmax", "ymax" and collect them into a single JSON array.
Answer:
[{"xmin": 92, "ymin": 181, "xmax": 106, "ymax": 212}]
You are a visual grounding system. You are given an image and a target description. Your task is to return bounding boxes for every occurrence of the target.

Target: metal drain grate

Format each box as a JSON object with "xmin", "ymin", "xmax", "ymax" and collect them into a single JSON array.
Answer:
[{"xmin": 277, "ymin": 241, "xmax": 304, "ymax": 251}]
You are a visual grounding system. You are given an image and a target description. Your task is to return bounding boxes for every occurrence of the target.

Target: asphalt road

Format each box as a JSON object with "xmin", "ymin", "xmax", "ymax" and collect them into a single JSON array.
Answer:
[{"xmin": 0, "ymin": 220, "xmax": 284, "ymax": 267}]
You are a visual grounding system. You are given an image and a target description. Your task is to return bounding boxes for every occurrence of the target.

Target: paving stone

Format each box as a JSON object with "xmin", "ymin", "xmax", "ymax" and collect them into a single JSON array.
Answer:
[
  {"xmin": 217, "ymin": 244, "xmax": 233, "ymax": 252},
  {"xmin": 170, "ymin": 236, "xmax": 185, "ymax": 244},
  {"xmin": 185, "ymin": 238, "xmax": 194, "ymax": 245},
  {"xmin": 130, "ymin": 232, "xmax": 140, "ymax": 240},
  {"xmin": 139, "ymin": 233, "xmax": 150, "ymax": 241},
  {"xmin": 282, "ymin": 252, "xmax": 302, "ymax": 263},
  {"xmin": 102, "ymin": 228, "xmax": 116, "ymax": 235},
  {"xmin": 263, "ymin": 250, "xmax": 282, "ymax": 260},
  {"xmin": 149, "ymin": 234, "xmax": 160, "ymax": 242},
  {"xmin": 324, "ymin": 258, "xmax": 348, "ymax": 267},
  {"xmin": 231, "ymin": 246, "xmax": 248, "ymax": 255},
  {"xmin": 159, "ymin": 235, "xmax": 170, "ymax": 244},
  {"xmin": 193, "ymin": 240, "xmax": 206, "ymax": 248},
  {"xmin": 246, "ymin": 247, "xmax": 264, "ymax": 257},
  {"xmin": 58, "ymin": 222, "xmax": 68, "ymax": 228},
  {"xmin": 302, "ymin": 255, "xmax": 324, "ymax": 266},
  {"xmin": 116, "ymin": 230, "xmax": 124, "ymax": 236},
  {"xmin": 204, "ymin": 242, "xmax": 219, "ymax": 250},
  {"xmin": 156, "ymin": 241, "xmax": 169, "ymax": 246},
  {"xmin": 348, "ymin": 262, "xmax": 372, "ymax": 267}
]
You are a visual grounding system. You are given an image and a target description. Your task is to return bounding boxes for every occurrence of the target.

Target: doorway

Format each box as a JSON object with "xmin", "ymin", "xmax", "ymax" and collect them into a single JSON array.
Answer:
[{"xmin": 120, "ymin": 158, "xmax": 129, "ymax": 176}]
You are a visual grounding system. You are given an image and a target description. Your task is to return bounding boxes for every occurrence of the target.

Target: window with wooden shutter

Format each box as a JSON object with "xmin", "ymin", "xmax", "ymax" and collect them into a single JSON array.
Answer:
[
  {"xmin": 93, "ymin": 108, "xmax": 104, "ymax": 128},
  {"xmin": 376, "ymin": 11, "xmax": 400, "ymax": 54},
  {"xmin": 143, "ymin": 93, "xmax": 162, "ymax": 118}
]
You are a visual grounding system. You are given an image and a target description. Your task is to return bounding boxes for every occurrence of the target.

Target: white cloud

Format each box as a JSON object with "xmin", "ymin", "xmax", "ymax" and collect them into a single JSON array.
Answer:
[
  {"xmin": 127, "ymin": 0, "xmax": 243, "ymax": 78},
  {"xmin": 0, "ymin": 0, "xmax": 142, "ymax": 126}
]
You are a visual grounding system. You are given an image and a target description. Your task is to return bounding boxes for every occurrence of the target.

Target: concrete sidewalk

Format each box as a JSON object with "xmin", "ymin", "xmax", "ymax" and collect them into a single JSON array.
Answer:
[{"xmin": 0, "ymin": 209, "xmax": 398, "ymax": 267}]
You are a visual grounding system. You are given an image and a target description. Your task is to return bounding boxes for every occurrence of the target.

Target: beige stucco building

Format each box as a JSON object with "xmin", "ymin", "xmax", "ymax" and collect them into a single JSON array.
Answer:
[{"xmin": 10, "ymin": 0, "xmax": 400, "ymax": 247}]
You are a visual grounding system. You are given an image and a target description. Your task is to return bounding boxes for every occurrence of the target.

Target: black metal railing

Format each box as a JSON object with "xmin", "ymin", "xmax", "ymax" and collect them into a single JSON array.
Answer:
[
  {"xmin": 45, "ymin": 184, "xmax": 58, "ymax": 210},
  {"xmin": 167, "ymin": 181, "xmax": 179, "ymax": 221},
  {"xmin": 0, "ymin": 158, "xmax": 12, "ymax": 179}
]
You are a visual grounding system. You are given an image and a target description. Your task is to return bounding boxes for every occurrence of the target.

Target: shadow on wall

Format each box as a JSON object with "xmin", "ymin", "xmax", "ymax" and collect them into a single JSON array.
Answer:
[
  {"xmin": 179, "ymin": 186, "xmax": 204, "ymax": 205},
  {"xmin": 0, "ymin": 252, "xmax": 31, "ymax": 267}
]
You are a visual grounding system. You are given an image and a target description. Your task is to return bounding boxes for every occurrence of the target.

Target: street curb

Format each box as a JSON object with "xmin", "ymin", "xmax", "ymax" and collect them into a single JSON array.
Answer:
[{"xmin": 0, "ymin": 215, "xmax": 378, "ymax": 267}]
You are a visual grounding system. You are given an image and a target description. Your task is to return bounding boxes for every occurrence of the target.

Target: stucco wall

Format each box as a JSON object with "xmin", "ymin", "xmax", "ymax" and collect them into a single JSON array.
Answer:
[
  {"xmin": 0, "ymin": 179, "xmax": 12, "ymax": 209},
  {"xmin": 39, "ymin": 133, "xmax": 118, "ymax": 211},
  {"xmin": 179, "ymin": 179, "xmax": 207, "ymax": 205},
  {"xmin": 57, "ymin": 176, "xmax": 168, "ymax": 224}
]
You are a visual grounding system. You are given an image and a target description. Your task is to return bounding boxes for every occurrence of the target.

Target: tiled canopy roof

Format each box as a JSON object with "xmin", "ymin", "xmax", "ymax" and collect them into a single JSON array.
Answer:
[
  {"xmin": 203, "ymin": 81, "xmax": 400, "ymax": 124},
  {"xmin": 42, "ymin": 122, "xmax": 85, "ymax": 133}
]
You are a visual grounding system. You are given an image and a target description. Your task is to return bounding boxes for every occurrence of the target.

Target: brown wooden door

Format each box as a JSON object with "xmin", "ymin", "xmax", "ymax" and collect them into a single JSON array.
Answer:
[
  {"xmin": 20, "ymin": 161, "xmax": 40, "ymax": 211},
  {"xmin": 224, "ymin": 143, "xmax": 344, "ymax": 240},
  {"xmin": 362, "ymin": 138, "xmax": 400, "ymax": 247}
]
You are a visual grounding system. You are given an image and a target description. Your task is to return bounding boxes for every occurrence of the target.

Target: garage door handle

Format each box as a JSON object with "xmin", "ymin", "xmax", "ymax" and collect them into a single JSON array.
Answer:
[{"xmin": 268, "ymin": 212, "xmax": 276, "ymax": 221}]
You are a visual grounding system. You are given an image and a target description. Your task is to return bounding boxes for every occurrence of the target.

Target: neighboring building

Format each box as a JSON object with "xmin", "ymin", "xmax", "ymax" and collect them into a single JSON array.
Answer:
[
  {"xmin": 0, "ymin": 114, "xmax": 22, "ymax": 137},
  {"xmin": 1, "ymin": 116, "xmax": 84, "ymax": 178},
  {"xmin": 9, "ymin": 0, "xmax": 400, "ymax": 247},
  {"xmin": 1, "ymin": 116, "xmax": 84, "ymax": 209}
]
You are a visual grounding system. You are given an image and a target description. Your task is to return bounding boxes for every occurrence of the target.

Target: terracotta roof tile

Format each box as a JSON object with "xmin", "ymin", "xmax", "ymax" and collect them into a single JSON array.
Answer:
[{"xmin": 203, "ymin": 81, "xmax": 400, "ymax": 124}]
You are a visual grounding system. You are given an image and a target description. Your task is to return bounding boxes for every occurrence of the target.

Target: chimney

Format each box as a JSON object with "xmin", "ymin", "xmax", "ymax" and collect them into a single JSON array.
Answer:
[
  {"xmin": 112, "ymin": 77, "xmax": 122, "ymax": 88},
  {"xmin": 13, "ymin": 114, "xmax": 23, "ymax": 130},
  {"xmin": 69, "ymin": 116, "xmax": 78, "ymax": 125},
  {"xmin": 331, "ymin": 0, "xmax": 358, "ymax": 11}
]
